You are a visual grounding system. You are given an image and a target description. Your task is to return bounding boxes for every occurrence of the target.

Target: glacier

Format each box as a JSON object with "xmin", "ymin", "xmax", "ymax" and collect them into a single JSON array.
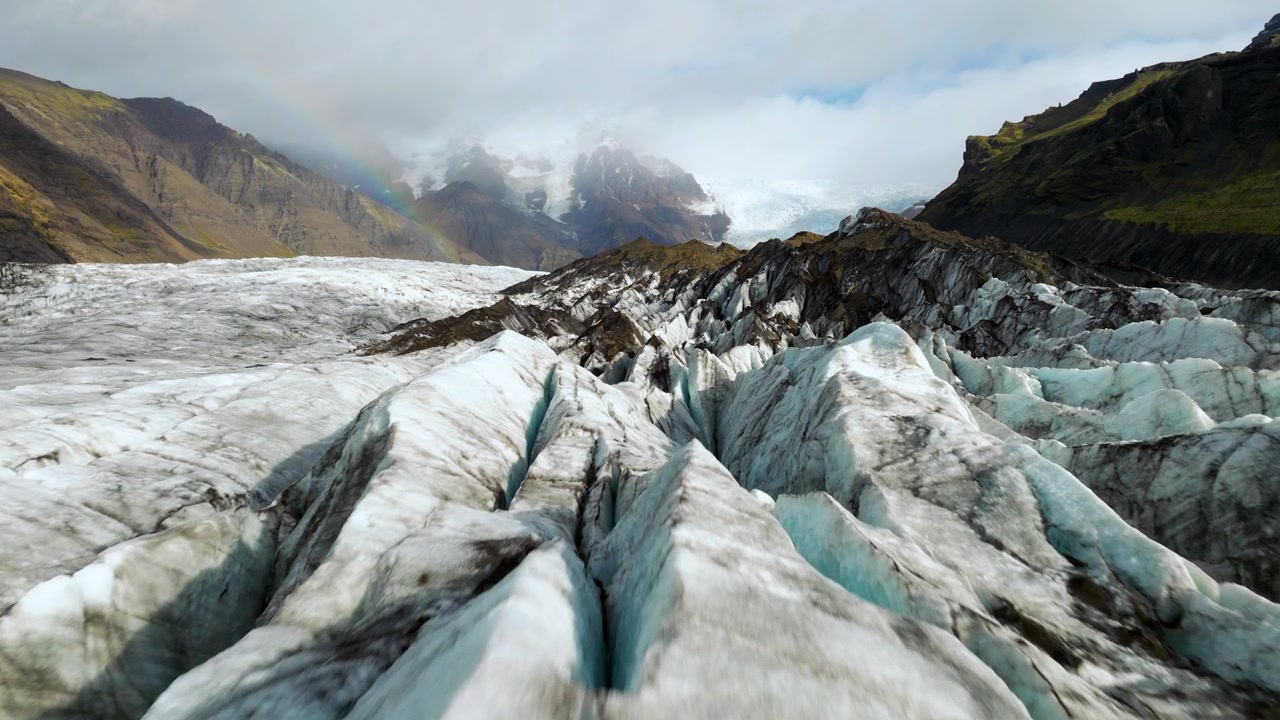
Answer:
[
  {"xmin": 1, "ymin": 212, "xmax": 1278, "ymax": 718},
  {"xmin": 695, "ymin": 176, "xmax": 930, "ymax": 246}
]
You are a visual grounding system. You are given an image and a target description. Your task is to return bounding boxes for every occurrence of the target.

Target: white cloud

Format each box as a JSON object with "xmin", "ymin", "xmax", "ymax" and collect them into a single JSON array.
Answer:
[
  {"xmin": 465, "ymin": 32, "xmax": 1254, "ymax": 194},
  {"xmin": 0, "ymin": 1, "xmax": 1272, "ymax": 193}
]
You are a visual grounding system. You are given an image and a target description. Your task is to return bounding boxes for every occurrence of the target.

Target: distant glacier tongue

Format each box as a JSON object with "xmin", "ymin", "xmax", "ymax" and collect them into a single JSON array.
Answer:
[{"xmin": 2, "ymin": 214, "xmax": 1279, "ymax": 719}]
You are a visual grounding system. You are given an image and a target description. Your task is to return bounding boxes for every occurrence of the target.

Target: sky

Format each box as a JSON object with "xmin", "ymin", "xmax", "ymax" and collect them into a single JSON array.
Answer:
[{"xmin": 0, "ymin": 1, "xmax": 1274, "ymax": 195}]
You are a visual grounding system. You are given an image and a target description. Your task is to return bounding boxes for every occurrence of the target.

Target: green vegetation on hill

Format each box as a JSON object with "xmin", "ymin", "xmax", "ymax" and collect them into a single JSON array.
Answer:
[
  {"xmin": 920, "ymin": 31, "xmax": 1280, "ymax": 289},
  {"xmin": 967, "ymin": 68, "xmax": 1177, "ymax": 167},
  {"xmin": 1101, "ymin": 139, "xmax": 1280, "ymax": 235},
  {"xmin": 0, "ymin": 70, "xmax": 123, "ymax": 122}
]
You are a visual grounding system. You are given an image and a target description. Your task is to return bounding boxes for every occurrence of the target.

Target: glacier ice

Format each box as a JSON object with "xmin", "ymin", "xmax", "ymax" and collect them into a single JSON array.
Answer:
[
  {"xmin": 0, "ymin": 257, "xmax": 535, "ymax": 718},
  {"xmin": 589, "ymin": 441, "xmax": 1030, "ymax": 719},
  {"xmin": 3, "ymin": 215, "xmax": 1280, "ymax": 718}
]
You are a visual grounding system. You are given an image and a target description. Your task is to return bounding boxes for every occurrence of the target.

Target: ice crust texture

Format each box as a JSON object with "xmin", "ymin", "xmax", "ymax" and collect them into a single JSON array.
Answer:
[{"xmin": 1, "ymin": 220, "xmax": 1279, "ymax": 719}]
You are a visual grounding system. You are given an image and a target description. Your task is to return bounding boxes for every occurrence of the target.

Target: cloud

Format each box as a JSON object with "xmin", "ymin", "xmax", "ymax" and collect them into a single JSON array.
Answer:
[
  {"xmin": 613, "ymin": 33, "xmax": 1255, "ymax": 189},
  {"xmin": 0, "ymin": 0, "xmax": 1273, "ymax": 193}
]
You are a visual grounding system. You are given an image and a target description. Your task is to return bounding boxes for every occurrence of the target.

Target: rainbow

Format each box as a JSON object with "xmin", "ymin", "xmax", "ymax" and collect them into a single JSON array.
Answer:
[{"xmin": 223, "ymin": 49, "xmax": 467, "ymax": 260}]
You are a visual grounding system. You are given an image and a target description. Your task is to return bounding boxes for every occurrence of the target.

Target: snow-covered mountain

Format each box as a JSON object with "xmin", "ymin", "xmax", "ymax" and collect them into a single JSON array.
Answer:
[
  {"xmin": 409, "ymin": 141, "xmax": 931, "ymax": 248},
  {"xmin": 1, "ymin": 210, "xmax": 1279, "ymax": 718},
  {"xmin": 400, "ymin": 141, "xmax": 730, "ymax": 268}
]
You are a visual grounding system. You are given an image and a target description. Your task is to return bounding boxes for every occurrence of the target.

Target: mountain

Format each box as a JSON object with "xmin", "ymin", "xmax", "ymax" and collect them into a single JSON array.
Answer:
[
  {"xmin": 0, "ymin": 68, "xmax": 479, "ymax": 264},
  {"xmin": 391, "ymin": 142, "xmax": 731, "ymax": 269},
  {"xmin": 919, "ymin": 17, "xmax": 1280, "ymax": 289},
  {"xmin": 268, "ymin": 140, "xmax": 418, "ymax": 210},
  {"xmin": 0, "ymin": 100, "xmax": 201, "ymax": 263},
  {"xmin": 2, "ymin": 210, "xmax": 1278, "ymax": 718},
  {"xmin": 0, "ymin": 67, "xmax": 731, "ymax": 273},
  {"xmin": 560, "ymin": 143, "xmax": 731, "ymax": 256},
  {"xmin": 411, "ymin": 180, "xmax": 580, "ymax": 270}
]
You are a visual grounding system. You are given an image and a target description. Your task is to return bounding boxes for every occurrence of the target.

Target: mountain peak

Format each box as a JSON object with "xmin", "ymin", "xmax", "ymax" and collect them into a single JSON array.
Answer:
[
  {"xmin": 1247, "ymin": 13, "xmax": 1280, "ymax": 50},
  {"xmin": 388, "ymin": 139, "xmax": 731, "ymax": 267},
  {"xmin": 123, "ymin": 96, "xmax": 235, "ymax": 146},
  {"xmin": 443, "ymin": 144, "xmax": 507, "ymax": 199}
]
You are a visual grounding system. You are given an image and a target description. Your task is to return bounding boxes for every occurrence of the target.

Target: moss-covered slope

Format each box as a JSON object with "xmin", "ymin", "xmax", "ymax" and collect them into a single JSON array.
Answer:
[{"xmin": 920, "ymin": 25, "xmax": 1280, "ymax": 289}]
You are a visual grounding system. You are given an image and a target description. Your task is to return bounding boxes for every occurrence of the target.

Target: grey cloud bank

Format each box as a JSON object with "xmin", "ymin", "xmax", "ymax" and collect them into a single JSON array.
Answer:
[{"xmin": 0, "ymin": 1, "xmax": 1273, "ymax": 193}]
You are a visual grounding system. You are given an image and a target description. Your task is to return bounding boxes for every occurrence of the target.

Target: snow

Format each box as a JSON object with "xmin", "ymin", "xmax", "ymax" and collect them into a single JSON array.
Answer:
[
  {"xmin": 140, "ymin": 330, "xmax": 683, "ymax": 718},
  {"xmin": 1053, "ymin": 419, "xmax": 1280, "ymax": 598},
  {"xmin": 0, "ymin": 510, "xmax": 277, "ymax": 718},
  {"xmin": 702, "ymin": 322, "xmax": 1278, "ymax": 716},
  {"xmin": 1022, "ymin": 358, "xmax": 1280, "ymax": 422},
  {"xmin": 1073, "ymin": 316, "xmax": 1272, "ymax": 368},
  {"xmin": 773, "ymin": 492, "xmax": 1111, "ymax": 720},
  {"xmin": 502, "ymin": 157, "xmax": 577, "ymax": 219}
]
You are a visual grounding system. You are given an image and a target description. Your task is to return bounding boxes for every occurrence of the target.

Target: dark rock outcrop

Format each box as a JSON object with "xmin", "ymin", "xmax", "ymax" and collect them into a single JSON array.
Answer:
[
  {"xmin": 1247, "ymin": 13, "xmax": 1280, "ymax": 51},
  {"xmin": 0, "ymin": 101, "xmax": 202, "ymax": 263},
  {"xmin": 374, "ymin": 209, "xmax": 1112, "ymax": 359}
]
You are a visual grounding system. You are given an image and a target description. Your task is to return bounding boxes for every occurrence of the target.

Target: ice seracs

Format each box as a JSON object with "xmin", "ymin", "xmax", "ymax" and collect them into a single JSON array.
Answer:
[
  {"xmin": 2, "ymin": 211, "xmax": 1280, "ymax": 718},
  {"xmin": 0, "ymin": 257, "xmax": 535, "ymax": 719}
]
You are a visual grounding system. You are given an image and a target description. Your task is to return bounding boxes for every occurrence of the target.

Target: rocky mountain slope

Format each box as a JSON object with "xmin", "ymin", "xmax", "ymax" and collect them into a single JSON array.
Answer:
[
  {"xmin": 270, "ymin": 140, "xmax": 418, "ymax": 212},
  {"xmin": 1, "ymin": 210, "xmax": 1277, "ymax": 718},
  {"xmin": 411, "ymin": 179, "xmax": 581, "ymax": 271},
  {"xmin": 282, "ymin": 140, "xmax": 733, "ymax": 271},
  {"xmin": 395, "ymin": 142, "xmax": 731, "ymax": 270},
  {"xmin": 560, "ymin": 143, "xmax": 731, "ymax": 256},
  {"xmin": 0, "ymin": 68, "xmax": 479, "ymax": 264},
  {"xmin": 0, "ymin": 66, "xmax": 732, "ymax": 270},
  {"xmin": 0, "ymin": 87, "xmax": 216, "ymax": 263},
  {"xmin": 919, "ymin": 16, "xmax": 1280, "ymax": 289}
]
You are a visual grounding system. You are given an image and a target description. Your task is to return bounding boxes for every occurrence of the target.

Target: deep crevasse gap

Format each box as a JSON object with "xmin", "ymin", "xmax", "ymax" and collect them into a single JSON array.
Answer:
[
  {"xmin": 141, "ymin": 334, "xmax": 567, "ymax": 718},
  {"xmin": 0, "ymin": 511, "xmax": 279, "ymax": 719},
  {"xmin": 0, "ymin": 367, "xmax": 410, "ymax": 719},
  {"xmin": 145, "ymin": 332, "xmax": 679, "ymax": 718},
  {"xmin": 342, "ymin": 541, "xmax": 606, "ymax": 720},
  {"xmin": 505, "ymin": 368, "xmax": 559, "ymax": 506}
]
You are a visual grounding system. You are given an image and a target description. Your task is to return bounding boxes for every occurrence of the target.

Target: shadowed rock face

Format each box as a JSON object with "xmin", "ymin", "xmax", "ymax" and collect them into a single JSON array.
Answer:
[
  {"xmin": 0, "ymin": 68, "xmax": 480, "ymax": 264},
  {"xmin": 2, "ymin": 219, "xmax": 1279, "ymax": 718},
  {"xmin": 0, "ymin": 102, "xmax": 197, "ymax": 263},
  {"xmin": 919, "ymin": 22, "xmax": 1280, "ymax": 290},
  {"xmin": 411, "ymin": 182, "xmax": 582, "ymax": 271},
  {"xmin": 1248, "ymin": 13, "xmax": 1280, "ymax": 51}
]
